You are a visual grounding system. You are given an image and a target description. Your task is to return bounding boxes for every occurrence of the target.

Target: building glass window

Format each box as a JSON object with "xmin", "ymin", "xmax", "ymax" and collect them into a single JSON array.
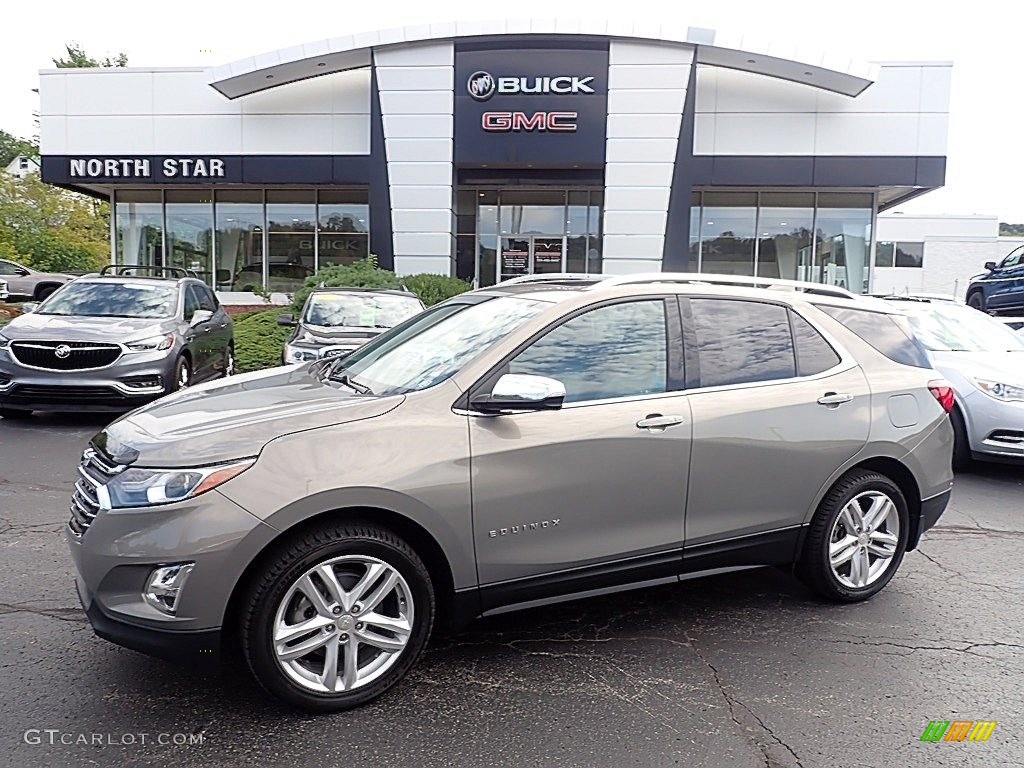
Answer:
[
  {"xmin": 215, "ymin": 190, "xmax": 263, "ymax": 292},
  {"xmin": 814, "ymin": 193, "xmax": 873, "ymax": 293},
  {"xmin": 266, "ymin": 190, "xmax": 315, "ymax": 293},
  {"xmin": 115, "ymin": 190, "xmax": 163, "ymax": 272},
  {"xmin": 318, "ymin": 190, "xmax": 369, "ymax": 270},
  {"xmin": 165, "ymin": 190, "xmax": 213, "ymax": 286},
  {"xmin": 699, "ymin": 192, "xmax": 757, "ymax": 276},
  {"xmin": 756, "ymin": 192, "xmax": 814, "ymax": 280},
  {"xmin": 875, "ymin": 241, "xmax": 896, "ymax": 268},
  {"xmin": 894, "ymin": 242, "xmax": 924, "ymax": 268}
]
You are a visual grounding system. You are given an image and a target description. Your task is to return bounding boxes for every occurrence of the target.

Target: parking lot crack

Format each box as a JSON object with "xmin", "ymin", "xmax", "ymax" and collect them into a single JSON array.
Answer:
[
  {"xmin": 0, "ymin": 601, "xmax": 87, "ymax": 624},
  {"xmin": 917, "ymin": 549, "xmax": 1022, "ymax": 594}
]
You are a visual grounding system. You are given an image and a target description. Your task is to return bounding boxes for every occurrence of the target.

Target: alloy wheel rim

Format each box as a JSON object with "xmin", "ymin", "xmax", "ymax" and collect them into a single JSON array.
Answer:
[
  {"xmin": 225, "ymin": 349, "xmax": 235, "ymax": 376},
  {"xmin": 829, "ymin": 490, "xmax": 901, "ymax": 589},
  {"xmin": 178, "ymin": 364, "xmax": 190, "ymax": 389},
  {"xmin": 272, "ymin": 555, "xmax": 414, "ymax": 694}
]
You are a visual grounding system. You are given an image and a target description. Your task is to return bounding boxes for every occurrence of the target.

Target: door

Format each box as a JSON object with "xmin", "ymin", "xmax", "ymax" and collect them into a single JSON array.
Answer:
[
  {"xmin": 197, "ymin": 285, "xmax": 231, "ymax": 374},
  {"xmin": 469, "ymin": 297, "xmax": 691, "ymax": 593},
  {"xmin": 681, "ymin": 299, "xmax": 870, "ymax": 562},
  {"xmin": 532, "ymin": 237, "xmax": 565, "ymax": 274},
  {"xmin": 988, "ymin": 246, "xmax": 1024, "ymax": 310},
  {"xmin": 182, "ymin": 284, "xmax": 214, "ymax": 378}
]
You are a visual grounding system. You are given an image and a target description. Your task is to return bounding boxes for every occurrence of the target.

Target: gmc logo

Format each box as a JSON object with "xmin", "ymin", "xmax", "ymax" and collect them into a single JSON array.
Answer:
[{"xmin": 481, "ymin": 111, "xmax": 578, "ymax": 132}]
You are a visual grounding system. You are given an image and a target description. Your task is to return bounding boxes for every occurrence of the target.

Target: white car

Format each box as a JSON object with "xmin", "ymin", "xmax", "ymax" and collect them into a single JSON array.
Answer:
[{"xmin": 880, "ymin": 297, "xmax": 1024, "ymax": 466}]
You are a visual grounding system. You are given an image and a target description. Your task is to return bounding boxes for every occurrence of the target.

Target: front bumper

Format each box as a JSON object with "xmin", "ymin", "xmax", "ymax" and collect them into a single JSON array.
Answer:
[
  {"xmin": 0, "ymin": 347, "xmax": 177, "ymax": 412},
  {"xmin": 66, "ymin": 488, "xmax": 278, "ymax": 664},
  {"xmin": 963, "ymin": 391, "xmax": 1024, "ymax": 461}
]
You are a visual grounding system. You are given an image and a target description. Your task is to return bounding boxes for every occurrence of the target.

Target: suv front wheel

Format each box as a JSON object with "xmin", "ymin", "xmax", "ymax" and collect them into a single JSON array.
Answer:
[
  {"xmin": 798, "ymin": 470, "xmax": 909, "ymax": 602},
  {"xmin": 240, "ymin": 522, "xmax": 435, "ymax": 712}
]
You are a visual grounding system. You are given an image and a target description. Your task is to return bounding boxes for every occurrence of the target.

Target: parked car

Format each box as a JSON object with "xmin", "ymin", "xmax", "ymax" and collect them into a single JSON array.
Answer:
[
  {"xmin": 233, "ymin": 262, "xmax": 315, "ymax": 293},
  {"xmin": 965, "ymin": 244, "xmax": 1024, "ymax": 313},
  {"xmin": 0, "ymin": 258, "xmax": 73, "ymax": 301},
  {"xmin": 0, "ymin": 267, "xmax": 233, "ymax": 418},
  {"xmin": 66, "ymin": 273, "xmax": 953, "ymax": 712},
  {"xmin": 879, "ymin": 296, "xmax": 1024, "ymax": 466},
  {"xmin": 278, "ymin": 288, "xmax": 426, "ymax": 364}
]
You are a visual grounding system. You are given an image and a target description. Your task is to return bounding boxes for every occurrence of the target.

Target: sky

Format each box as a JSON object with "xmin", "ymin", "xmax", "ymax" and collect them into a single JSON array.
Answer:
[{"xmin": 3, "ymin": 0, "xmax": 1024, "ymax": 219}]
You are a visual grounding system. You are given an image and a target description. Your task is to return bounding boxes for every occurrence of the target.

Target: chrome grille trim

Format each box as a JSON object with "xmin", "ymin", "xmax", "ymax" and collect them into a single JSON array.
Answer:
[{"xmin": 68, "ymin": 447, "xmax": 126, "ymax": 538}]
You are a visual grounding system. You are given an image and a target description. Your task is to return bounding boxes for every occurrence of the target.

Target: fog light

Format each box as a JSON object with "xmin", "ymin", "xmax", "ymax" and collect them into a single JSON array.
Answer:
[{"xmin": 143, "ymin": 563, "xmax": 195, "ymax": 615}]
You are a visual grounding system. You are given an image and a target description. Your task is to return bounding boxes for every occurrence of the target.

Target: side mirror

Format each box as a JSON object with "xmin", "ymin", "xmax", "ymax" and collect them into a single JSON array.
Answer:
[
  {"xmin": 984, "ymin": 261, "xmax": 998, "ymax": 271},
  {"xmin": 470, "ymin": 373, "xmax": 566, "ymax": 414},
  {"xmin": 20, "ymin": 302, "xmax": 38, "ymax": 314},
  {"xmin": 277, "ymin": 313, "xmax": 297, "ymax": 327},
  {"xmin": 189, "ymin": 309, "xmax": 214, "ymax": 327},
  {"xmin": 14, "ymin": 268, "xmax": 30, "ymax": 276}
]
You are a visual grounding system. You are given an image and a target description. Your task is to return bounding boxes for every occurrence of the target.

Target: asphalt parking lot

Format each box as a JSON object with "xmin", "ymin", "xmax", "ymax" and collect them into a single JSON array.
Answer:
[{"xmin": 0, "ymin": 413, "xmax": 1021, "ymax": 768}]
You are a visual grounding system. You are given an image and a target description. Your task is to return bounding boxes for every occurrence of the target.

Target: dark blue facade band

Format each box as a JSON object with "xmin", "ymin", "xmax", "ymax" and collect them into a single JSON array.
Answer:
[
  {"xmin": 368, "ymin": 65, "xmax": 394, "ymax": 270},
  {"xmin": 661, "ymin": 60, "xmax": 699, "ymax": 272},
  {"xmin": 687, "ymin": 155, "xmax": 946, "ymax": 188}
]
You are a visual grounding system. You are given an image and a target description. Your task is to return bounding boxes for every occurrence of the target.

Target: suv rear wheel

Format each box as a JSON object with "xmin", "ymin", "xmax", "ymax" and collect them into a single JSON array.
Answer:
[
  {"xmin": 798, "ymin": 469, "xmax": 909, "ymax": 602},
  {"xmin": 240, "ymin": 522, "xmax": 434, "ymax": 712},
  {"xmin": 967, "ymin": 291, "xmax": 986, "ymax": 311}
]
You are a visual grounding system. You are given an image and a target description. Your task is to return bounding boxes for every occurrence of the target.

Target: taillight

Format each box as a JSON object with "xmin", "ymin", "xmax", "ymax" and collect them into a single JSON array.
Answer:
[{"xmin": 928, "ymin": 379, "xmax": 956, "ymax": 413}]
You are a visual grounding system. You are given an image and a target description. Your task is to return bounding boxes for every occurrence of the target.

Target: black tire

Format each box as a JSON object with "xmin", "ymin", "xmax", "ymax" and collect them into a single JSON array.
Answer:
[
  {"xmin": 240, "ymin": 522, "xmax": 435, "ymax": 712},
  {"xmin": 173, "ymin": 356, "xmax": 191, "ymax": 391},
  {"xmin": 0, "ymin": 407, "xmax": 32, "ymax": 419},
  {"xmin": 34, "ymin": 284, "xmax": 59, "ymax": 301},
  {"xmin": 967, "ymin": 291, "xmax": 986, "ymax": 311},
  {"xmin": 797, "ymin": 469, "xmax": 909, "ymax": 603},
  {"xmin": 950, "ymin": 407, "xmax": 973, "ymax": 472}
]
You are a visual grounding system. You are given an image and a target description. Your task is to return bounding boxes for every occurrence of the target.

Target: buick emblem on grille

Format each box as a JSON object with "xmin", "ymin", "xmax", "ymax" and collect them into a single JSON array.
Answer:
[{"xmin": 54, "ymin": 344, "xmax": 72, "ymax": 359}]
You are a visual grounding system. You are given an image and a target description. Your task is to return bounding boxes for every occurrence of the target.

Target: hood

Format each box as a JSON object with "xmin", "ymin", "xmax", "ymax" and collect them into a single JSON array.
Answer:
[
  {"xmin": 3, "ymin": 312, "xmax": 172, "ymax": 341},
  {"xmin": 96, "ymin": 364, "xmax": 404, "ymax": 467},
  {"xmin": 929, "ymin": 350, "xmax": 1024, "ymax": 387}
]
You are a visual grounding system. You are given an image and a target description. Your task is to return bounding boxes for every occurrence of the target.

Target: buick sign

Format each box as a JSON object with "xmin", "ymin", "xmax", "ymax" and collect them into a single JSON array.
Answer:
[
  {"xmin": 467, "ymin": 71, "xmax": 496, "ymax": 101},
  {"xmin": 468, "ymin": 72, "xmax": 595, "ymax": 100}
]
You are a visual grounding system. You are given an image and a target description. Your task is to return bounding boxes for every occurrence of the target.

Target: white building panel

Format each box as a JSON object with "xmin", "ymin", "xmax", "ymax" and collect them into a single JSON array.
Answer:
[
  {"xmin": 605, "ymin": 138, "xmax": 679, "ymax": 163},
  {"xmin": 602, "ymin": 257, "xmax": 664, "ymax": 274},
  {"xmin": 607, "ymin": 64, "xmax": 691, "ymax": 90},
  {"xmin": 375, "ymin": 65, "xmax": 453, "ymax": 92},
  {"xmin": 602, "ymin": 235, "xmax": 666, "ymax": 259},
  {"xmin": 388, "ymin": 186, "xmax": 453, "ymax": 209},
  {"xmin": 814, "ymin": 113, "xmax": 920, "ymax": 155},
  {"xmin": 37, "ymin": 73, "xmax": 67, "ymax": 117},
  {"xmin": 154, "ymin": 116, "xmax": 243, "ymax": 154},
  {"xmin": 382, "ymin": 114, "xmax": 453, "ymax": 139},
  {"xmin": 63, "ymin": 116, "xmax": 155, "ymax": 154},
  {"xmin": 391, "ymin": 209, "xmax": 454, "ymax": 233},
  {"xmin": 332, "ymin": 115, "xmax": 371, "ymax": 154},
  {"xmin": 241, "ymin": 115, "xmax": 334, "ymax": 153},
  {"xmin": 917, "ymin": 114, "xmax": 951, "ymax": 156},
  {"xmin": 383, "ymin": 138, "xmax": 452, "ymax": 162},
  {"xmin": 64, "ymin": 72, "xmax": 154, "ymax": 115},
  {"xmin": 607, "ymin": 89, "xmax": 686, "ymax": 114},
  {"xmin": 37, "ymin": 116, "xmax": 68, "ymax": 155},
  {"xmin": 379, "ymin": 90, "xmax": 453, "ymax": 115},
  {"xmin": 373, "ymin": 42, "xmax": 454, "ymax": 67},
  {"xmin": 605, "ymin": 162, "xmax": 675, "ymax": 187},
  {"xmin": 713, "ymin": 113, "xmax": 817, "ymax": 155},
  {"xmin": 603, "ymin": 186, "xmax": 672, "ymax": 212},
  {"xmin": 393, "ymin": 255, "xmax": 453, "ymax": 276},
  {"xmin": 152, "ymin": 70, "xmax": 243, "ymax": 115},
  {"xmin": 603, "ymin": 211, "xmax": 669, "ymax": 236},
  {"xmin": 393, "ymin": 232, "xmax": 454, "ymax": 256},
  {"xmin": 386, "ymin": 162, "xmax": 453, "ymax": 185},
  {"xmin": 607, "ymin": 113, "xmax": 683, "ymax": 139},
  {"xmin": 609, "ymin": 40, "xmax": 694, "ymax": 65}
]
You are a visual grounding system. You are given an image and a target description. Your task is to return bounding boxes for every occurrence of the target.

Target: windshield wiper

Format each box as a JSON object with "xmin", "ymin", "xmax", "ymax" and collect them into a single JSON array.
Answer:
[{"xmin": 328, "ymin": 372, "xmax": 373, "ymax": 395}]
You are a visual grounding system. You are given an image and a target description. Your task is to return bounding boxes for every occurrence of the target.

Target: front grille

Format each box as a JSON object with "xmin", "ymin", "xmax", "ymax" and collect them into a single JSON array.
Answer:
[
  {"xmin": 988, "ymin": 430, "xmax": 1024, "ymax": 445},
  {"xmin": 69, "ymin": 447, "xmax": 125, "ymax": 537},
  {"xmin": 10, "ymin": 340, "xmax": 121, "ymax": 371},
  {"xmin": 7, "ymin": 384, "xmax": 127, "ymax": 404}
]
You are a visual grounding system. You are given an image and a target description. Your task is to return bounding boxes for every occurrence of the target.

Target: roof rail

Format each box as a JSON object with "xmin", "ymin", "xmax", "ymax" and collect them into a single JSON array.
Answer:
[
  {"xmin": 594, "ymin": 272, "xmax": 859, "ymax": 300},
  {"xmin": 99, "ymin": 265, "xmax": 197, "ymax": 279},
  {"xmin": 497, "ymin": 273, "xmax": 598, "ymax": 286}
]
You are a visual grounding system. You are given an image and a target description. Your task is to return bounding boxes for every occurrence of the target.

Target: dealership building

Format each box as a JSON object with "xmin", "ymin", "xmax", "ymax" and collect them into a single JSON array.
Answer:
[{"xmin": 36, "ymin": 21, "xmax": 952, "ymax": 297}]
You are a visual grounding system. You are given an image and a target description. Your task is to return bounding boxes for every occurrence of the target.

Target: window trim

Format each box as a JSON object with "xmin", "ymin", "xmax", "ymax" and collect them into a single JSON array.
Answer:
[
  {"xmin": 678, "ymin": 296, "xmax": 856, "ymax": 397},
  {"xmin": 461, "ymin": 295, "xmax": 684, "ymax": 412}
]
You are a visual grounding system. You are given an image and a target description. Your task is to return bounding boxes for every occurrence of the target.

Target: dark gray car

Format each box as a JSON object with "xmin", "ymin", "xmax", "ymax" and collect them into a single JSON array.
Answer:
[
  {"xmin": 0, "ymin": 258, "xmax": 73, "ymax": 301},
  {"xmin": 0, "ymin": 268, "xmax": 233, "ymax": 417},
  {"xmin": 64, "ymin": 273, "xmax": 953, "ymax": 712}
]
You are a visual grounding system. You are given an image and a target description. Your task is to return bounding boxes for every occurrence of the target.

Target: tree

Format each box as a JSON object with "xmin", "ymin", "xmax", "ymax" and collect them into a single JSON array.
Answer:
[
  {"xmin": 999, "ymin": 223, "xmax": 1024, "ymax": 237},
  {"xmin": 0, "ymin": 130, "xmax": 38, "ymax": 170},
  {"xmin": 52, "ymin": 43, "xmax": 127, "ymax": 69},
  {"xmin": 0, "ymin": 175, "xmax": 109, "ymax": 273}
]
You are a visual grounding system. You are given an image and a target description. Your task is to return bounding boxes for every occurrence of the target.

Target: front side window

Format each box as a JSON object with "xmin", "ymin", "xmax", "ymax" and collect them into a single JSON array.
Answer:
[
  {"xmin": 0, "ymin": 260, "xmax": 23, "ymax": 276},
  {"xmin": 36, "ymin": 282, "xmax": 177, "ymax": 319},
  {"xmin": 690, "ymin": 299, "xmax": 796, "ymax": 387},
  {"xmin": 817, "ymin": 305, "xmax": 931, "ymax": 368},
  {"xmin": 328, "ymin": 296, "xmax": 548, "ymax": 396},
  {"xmin": 508, "ymin": 300, "xmax": 668, "ymax": 403},
  {"xmin": 1000, "ymin": 246, "xmax": 1024, "ymax": 269},
  {"xmin": 184, "ymin": 286, "xmax": 202, "ymax": 320},
  {"xmin": 304, "ymin": 293, "xmax": 423, "ymax": 330}
]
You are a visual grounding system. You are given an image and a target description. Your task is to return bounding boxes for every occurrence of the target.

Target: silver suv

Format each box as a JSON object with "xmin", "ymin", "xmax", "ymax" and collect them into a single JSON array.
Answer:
[{"xmin": 65, "ymin": 273, "xmax": 954, "ymax": 712}]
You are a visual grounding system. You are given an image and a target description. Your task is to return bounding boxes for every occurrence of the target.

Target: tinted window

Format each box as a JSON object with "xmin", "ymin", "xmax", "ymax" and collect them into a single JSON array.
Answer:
[
  {"xmin": 198, "ymin": 285, "xmax": 218, "ymax": 311},
  {"xmin": 817, "ymin": 306, "xmax": 931, "ymax": 368},
  {"xmin": 0, "ymin": 260, "xmax": 21, "ymax": 275},
  {"xmin": 690, "ymin": 299, "xmax": 796, "ymax": 387},
  {"xmin": 509, "ymin": 300, "xmax": 668, "ymax": 403},
  {"xmin": 791, "ymin": 312, "xmax": 842, "ymax": 375},
  {"xmin": 304, "ymin": 293, "xmax": 424, "ymax": 329},
  {"xmin": 183, "ymin": 286, "xmax": 201, "ymax": 320}
]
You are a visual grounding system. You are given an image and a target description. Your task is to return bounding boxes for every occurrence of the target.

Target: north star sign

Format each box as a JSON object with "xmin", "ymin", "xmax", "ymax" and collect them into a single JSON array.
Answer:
[{"xmin": 68, "ymin": 157, "xmax": 226, "ymax": 179}]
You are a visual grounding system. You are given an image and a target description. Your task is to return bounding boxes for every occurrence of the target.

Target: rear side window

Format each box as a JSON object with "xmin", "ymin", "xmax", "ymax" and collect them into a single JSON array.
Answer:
[
  {"xmin": 791, "ymin": 312, "xmax": 842, "ymax": 376},
  {"xmin": 690, "ymin": 299, "xmax": 796, "ymax": 387},
  {"xmin": 817, "ymin": 305, "xmax": 930, "ymax": 368}
]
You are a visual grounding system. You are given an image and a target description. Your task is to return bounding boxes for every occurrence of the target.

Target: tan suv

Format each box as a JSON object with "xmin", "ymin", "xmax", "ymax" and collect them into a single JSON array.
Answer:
[{"xmin": 66, "ymin": 273, "xmax": 954, "ymax": 711}]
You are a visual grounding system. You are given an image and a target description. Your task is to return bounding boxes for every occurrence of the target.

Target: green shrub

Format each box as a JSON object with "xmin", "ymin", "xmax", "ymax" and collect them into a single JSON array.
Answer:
[
  {"xmin": 400, "ymin": 273, "xmax": 470, "ymax": 306},
  {"xmin": 233, "ymin": 309, "xmax": 291, "ymax": 373},
  {"xmin": 291, "ymin": 256, "xmax": 400, "ymax": 313}
]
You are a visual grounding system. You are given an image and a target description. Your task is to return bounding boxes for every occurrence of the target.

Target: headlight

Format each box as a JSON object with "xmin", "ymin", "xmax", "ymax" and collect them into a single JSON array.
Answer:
[
  {"xmin": 102, "ymin": 458, "xmax": 255, "ymax": 509},
  {"xmin": 973, "ymin": 378, "xmax": 1024, "ymax": 402},
  {"xmin": 126, "ymin": 334, "xmax": 175, "ymax": 352},
  {"xmin": 283, "ymin": 343, "xmax": 318, "ymax": 364},
  {"xmin": 0, "ymin": 332, "xmax": 9, "ymax": 351}
]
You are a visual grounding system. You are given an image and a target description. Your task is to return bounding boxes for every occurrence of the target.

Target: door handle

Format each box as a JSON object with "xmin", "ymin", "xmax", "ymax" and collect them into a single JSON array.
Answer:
[
  {"xmin": 636, "ymin": 414, "xmax": 685, "ymax": 431},
  {"xmin": 817, "ymin": 392, "xmax": 853, "ymax": 407},
  {"xmin": 204, "ymin": 326, "xmax": 212, "ymax": 333}
]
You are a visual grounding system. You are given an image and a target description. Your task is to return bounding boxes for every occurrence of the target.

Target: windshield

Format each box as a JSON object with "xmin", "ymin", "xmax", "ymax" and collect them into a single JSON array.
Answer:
[
  {"xmin": 906, "ymin": 305, "xmax": 1024, "ymax": 353},
  {"xmin": 36, "ymin": 281, "xmax": 178, "ymax": 318},
  {"xmin": 323, "ymin": 296, "xmax": 548, "ymax": 395},
  {"xmin": 304, "ymin": 293, "xmax": 423, "ymax": 329}
]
